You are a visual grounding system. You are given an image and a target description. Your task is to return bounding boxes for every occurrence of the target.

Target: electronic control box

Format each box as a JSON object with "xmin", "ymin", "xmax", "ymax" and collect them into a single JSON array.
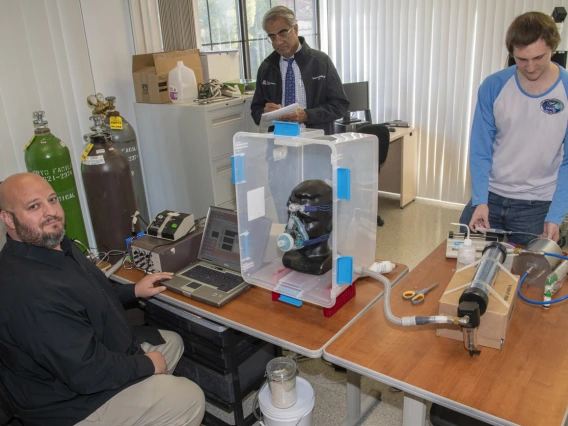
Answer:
[
  {"xmin": 147, "ymin": 210, "xmax": 195, "ymax": 241},
  {"xmin": 130, "ymin": 227, "xmax": 203, "ymax": 273}
]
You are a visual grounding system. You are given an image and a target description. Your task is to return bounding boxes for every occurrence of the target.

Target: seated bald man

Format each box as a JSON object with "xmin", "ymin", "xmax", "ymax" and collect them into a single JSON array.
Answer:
[{"xmin": 0, "ymin": 173, "xmax": 204, "ymax": 426}]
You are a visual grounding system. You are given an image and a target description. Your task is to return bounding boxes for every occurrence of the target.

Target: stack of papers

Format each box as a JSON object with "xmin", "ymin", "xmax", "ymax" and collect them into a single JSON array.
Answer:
[{"xmin": 259, "ymin": 103, "xmax": 299, "ymax": 130}]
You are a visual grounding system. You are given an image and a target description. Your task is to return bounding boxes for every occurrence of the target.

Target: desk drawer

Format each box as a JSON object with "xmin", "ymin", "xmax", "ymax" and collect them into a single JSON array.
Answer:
[
  {"xmin": 207, "ymin": 104, "xmax": 247, "ymax": 159},
  {"xmin": 212, "ymin": 154, "xmax": 236, "ymax": 205},
  {"xmin": 145, "ymin": 299, "xmax": 231, "ymax": 346}
]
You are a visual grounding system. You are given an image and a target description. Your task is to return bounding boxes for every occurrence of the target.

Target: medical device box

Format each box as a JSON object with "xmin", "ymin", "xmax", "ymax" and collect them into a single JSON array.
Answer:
[
  {"xmin": 232, "ymin": 130, "xmax": 378, "ymax": 308},
  {"xmin": 436, "ymin": 267, "xmax": 519, "ymax": 350}
]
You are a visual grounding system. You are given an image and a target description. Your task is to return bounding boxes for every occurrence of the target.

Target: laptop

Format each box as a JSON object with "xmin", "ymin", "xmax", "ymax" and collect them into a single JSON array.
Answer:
[{"xmin": 162, "ymin": 206, "xmax": 250, "ymax": 307}]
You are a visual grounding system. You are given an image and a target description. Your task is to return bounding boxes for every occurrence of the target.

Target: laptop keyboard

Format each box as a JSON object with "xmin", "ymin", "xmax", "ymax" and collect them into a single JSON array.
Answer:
[{"xmin": 181, "ymin": 265, "xmax": 244, "ymax": 292}]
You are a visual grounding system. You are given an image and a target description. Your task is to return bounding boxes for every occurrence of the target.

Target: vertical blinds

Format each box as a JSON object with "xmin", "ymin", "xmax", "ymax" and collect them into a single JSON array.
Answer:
[
  {"xmin": 158, "ymin": 0, "xmax": 198, "ymax": 51},
  {"xmin": 323, "ymin": 0, "xmax": 567, "ymax": 204}
]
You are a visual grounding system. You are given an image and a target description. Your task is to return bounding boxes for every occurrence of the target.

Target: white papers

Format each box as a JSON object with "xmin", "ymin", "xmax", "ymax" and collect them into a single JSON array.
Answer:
[{"xmin": 259, "ymin": 103, "xmax": 299, "ymax": 130}]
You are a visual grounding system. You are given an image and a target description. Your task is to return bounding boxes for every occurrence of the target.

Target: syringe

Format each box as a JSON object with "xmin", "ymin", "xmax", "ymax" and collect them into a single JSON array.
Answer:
[{"xmin": 475, "ymin": 227, "xmax": 539, "ymax": 238}]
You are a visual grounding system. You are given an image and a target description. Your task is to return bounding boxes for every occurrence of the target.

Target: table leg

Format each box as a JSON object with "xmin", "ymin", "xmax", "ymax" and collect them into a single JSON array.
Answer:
[
  {"xmin": 340, "ymin": 369, "xmax": 381, "ymax": 426},
  {"xmin": 402, "ymin": 393, "xmax": 426, "ymax": 426}
]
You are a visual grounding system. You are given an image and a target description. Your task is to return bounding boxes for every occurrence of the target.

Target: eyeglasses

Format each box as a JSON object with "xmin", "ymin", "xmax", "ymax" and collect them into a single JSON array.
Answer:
[{"xmin": 266, "ymin": 27, "xmax": 294, "ymax": 44}]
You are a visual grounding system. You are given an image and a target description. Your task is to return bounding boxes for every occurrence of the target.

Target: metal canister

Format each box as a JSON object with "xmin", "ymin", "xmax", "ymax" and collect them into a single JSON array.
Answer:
[
  {"xmin": 104, "ymin": 96, "xmax": 148, "ymax": 221},
  {"xmin": 24, "ymin": 111, "xmax": 89, "ymax": 245},
  {"xmin": 81, "ymin": 115, "xmax": 139, "ymax": 253},
  {"xmin": 512, "ymin": 238, "xmax": 563, "ymax": 288}
]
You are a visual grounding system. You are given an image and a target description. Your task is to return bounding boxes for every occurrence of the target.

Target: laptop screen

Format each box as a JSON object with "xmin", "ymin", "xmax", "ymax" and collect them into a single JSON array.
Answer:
[{"xmin": 198, "ymin": 207, "xmax": 241, "ymax": 272}]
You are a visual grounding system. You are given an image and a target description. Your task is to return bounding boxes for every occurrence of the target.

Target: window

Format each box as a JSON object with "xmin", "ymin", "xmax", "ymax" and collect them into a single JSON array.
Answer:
[{"xmin": 198, "ymin": 0, "xmax": 319, "ymax": 79}]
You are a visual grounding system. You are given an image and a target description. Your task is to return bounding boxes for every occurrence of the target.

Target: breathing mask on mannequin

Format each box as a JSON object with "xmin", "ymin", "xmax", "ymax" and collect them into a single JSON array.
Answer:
[{"xmin": 277, "ymin": 200, "xmax": 332, "ymax": 252}]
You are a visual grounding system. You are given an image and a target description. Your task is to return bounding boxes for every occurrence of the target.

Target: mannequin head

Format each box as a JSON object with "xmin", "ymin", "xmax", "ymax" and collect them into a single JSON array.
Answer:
[{"xmin": 280, "ymin": 180, "xmax": 333, "ymax": 275}]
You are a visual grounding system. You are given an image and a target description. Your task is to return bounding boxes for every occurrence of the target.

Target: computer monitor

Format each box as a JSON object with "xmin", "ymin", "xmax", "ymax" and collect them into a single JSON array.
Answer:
[{"xmin": 343, "ymin": 82, "xmax": 370, "ymax": 112}]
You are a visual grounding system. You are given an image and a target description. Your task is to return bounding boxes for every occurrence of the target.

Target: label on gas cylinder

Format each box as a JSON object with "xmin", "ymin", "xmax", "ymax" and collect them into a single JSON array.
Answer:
[
  {"xmin": 80, "ymin": 143, "xmax": 94, "ymax": 162},
  {"xmin": 96, "ymin": 149, "xmax": 106, "ymax": 154},
  {"xmin": 23, "ymin": 136, "xmax": 35, "ymax": 151},
  {"xmin": 60, "ymin": 141, "xmax": 66, "ymax": 148},
  {"xmin": 109, "ymin": 116, "xmax": 123, "ymax": 130},
  {"xmin": 82, "ymin": 155, "xmax": 105, "ymax": 166}
]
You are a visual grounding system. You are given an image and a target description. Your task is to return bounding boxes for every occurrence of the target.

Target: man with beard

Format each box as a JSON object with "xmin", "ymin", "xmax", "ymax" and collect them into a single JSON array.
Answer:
[{"xmin": 0, "ymin": 173, "xmax": 204, "ymax": 426}]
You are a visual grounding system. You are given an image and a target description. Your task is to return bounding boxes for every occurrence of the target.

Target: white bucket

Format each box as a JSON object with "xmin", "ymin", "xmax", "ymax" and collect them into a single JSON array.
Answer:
[{"xmin": 259, "ymin": 377, "xmax": 314, "ymax": 426}]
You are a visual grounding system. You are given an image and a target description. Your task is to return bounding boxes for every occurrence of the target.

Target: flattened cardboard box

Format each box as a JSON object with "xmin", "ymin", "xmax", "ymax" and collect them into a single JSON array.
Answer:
[
  {"xmin": 132, "ymin": 49, "xmax": 204, "ymax": 104},
  {"xmin": 436, "ymin": 267, "xmax": 519, "ymax": 350}
]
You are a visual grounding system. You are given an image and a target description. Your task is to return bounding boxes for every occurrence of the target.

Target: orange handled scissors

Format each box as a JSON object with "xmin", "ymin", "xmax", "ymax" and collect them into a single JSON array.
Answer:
[{"xmin": 402, "ymin": 282, "xmax": 440, "ymax": 305}]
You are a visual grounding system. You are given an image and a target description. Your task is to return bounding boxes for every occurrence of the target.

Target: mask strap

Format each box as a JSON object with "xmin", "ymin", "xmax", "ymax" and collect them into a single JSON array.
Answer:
[{"xmin": 300, "ymin": 232, "xmax": 331, "ymax": 247}]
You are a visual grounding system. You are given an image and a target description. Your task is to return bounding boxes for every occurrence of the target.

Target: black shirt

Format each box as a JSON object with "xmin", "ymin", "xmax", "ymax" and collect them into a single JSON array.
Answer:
[{"xmin": 0, "ymin": 237, "xmax": 155, "ymax": 426}]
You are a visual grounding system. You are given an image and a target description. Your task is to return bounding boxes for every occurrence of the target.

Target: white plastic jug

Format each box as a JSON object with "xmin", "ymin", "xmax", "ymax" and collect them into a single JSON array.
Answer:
[{"xmin": 168, "ymin": 61, "xmax": 197, "ymax": 104}]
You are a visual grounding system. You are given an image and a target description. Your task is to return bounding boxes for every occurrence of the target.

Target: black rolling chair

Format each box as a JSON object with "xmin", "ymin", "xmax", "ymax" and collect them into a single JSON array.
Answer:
[{"xmin": 357, "ymin": 124, "xmax": 390, "ymax": 226}]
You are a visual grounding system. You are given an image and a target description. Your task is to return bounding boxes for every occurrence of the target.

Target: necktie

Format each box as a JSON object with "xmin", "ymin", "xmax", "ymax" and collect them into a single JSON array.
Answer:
[{"xmin": 284, "ymin": 57, "xmax": 295, "ymax": 106}]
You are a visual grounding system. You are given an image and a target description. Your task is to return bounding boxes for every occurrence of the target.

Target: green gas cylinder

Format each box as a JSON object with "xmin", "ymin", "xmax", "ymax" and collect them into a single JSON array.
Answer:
[{"xmin": 24, "ymin": 111, "xmax": 89, "ymax": 246}]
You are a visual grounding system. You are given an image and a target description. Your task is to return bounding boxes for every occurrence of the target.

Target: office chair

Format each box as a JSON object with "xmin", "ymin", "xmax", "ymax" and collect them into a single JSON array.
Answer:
[{"xmin": 357, "ymin": 124, "xmax": 390, "ymax": 226}]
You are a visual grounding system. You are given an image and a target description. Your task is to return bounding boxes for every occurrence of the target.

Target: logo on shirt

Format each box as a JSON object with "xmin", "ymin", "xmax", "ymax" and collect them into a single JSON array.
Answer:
[
  {"xmin": 262, "ymin": 80, "xmax": 276, "ymax": 86},
  {"xmin": 540, "ymin": 98, "xmax": 564, "ymax": 115},
  {"xmin": 312, "ymin": 75, "xmax": 326, "ymax": 80}
]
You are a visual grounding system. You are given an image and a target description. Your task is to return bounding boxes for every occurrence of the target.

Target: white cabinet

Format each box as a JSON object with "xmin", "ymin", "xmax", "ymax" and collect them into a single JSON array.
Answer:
[{"xmin": 134, "ymin": 97, "xmax": 256, "ymax": 220}]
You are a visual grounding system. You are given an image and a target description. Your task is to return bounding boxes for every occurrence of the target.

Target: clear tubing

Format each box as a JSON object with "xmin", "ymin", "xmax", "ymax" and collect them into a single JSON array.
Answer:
[{"xmin": 359, "ymin": 267, "xmax": 457, "ymax": 327}]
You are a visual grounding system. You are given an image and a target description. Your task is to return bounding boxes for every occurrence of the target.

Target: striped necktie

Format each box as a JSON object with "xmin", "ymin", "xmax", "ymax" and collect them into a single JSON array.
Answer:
[{"xmin": 284, "ymin": 57, "xmax": 295, "ymax": 106}]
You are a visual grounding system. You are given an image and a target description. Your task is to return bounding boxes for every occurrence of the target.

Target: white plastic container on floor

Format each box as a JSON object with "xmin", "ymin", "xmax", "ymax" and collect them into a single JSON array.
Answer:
[
  {"xmin": 168, "ymin": 61, "xmax": 197, "ymax": 104},
  {"xmin": 259, "ymin": 377, "xmax": 314, "ymax": 426}
]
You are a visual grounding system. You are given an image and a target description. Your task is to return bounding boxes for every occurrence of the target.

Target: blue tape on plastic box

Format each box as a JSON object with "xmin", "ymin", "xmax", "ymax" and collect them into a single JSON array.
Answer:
[
  {"xmin": 337, "ymin": 168, "xmax": 351, "ymax": 201},
  {"xmin": 273, "ymin": 121, "xmax": 301, "ymax": 136},
  {"xmin": 231, "ymin": 155, "xmax": 245, "ymax": 184},
  {"xmin": 337, "ymin": 256, "xmax": 353, "ymax": 284},
  {"xmin": 278, "ymin": 295, "xmax": 303, "ymax": 307}
]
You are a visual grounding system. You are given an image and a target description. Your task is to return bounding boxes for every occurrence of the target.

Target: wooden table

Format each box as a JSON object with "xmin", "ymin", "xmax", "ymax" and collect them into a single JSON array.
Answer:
[
  {"xmin": 378, "ymin": 127, "xmax": 418, "ymax": 208},
  {"xmin": 112, "ymin": 262, "xmax": 408, "ymax": 359},
  {"xmin": 324, "ymin": 243, "xmax": 568, "ymax": 426}
]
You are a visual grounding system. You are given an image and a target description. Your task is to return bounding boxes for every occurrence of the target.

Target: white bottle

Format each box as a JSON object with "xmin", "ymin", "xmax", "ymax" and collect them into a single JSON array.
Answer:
[
  {"xmin": 168, "ymin": 61, "xmax": 197, "ymax": 104},
  {"xmin": 452, "ymin": 223, "xmax": 476, "ymax": 270}
]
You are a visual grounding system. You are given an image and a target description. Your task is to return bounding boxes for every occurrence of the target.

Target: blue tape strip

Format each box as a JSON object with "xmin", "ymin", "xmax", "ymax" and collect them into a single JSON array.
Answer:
[
  {"xmin": 278, "ymin": 295, "xmax": 303, "ymax": 307},
  {"xmin": 337, "ymin": 256, "xmax": 353, "ymax": 284},
  {"xmin": 337, "ymin": 168, "xmax": 351, "ymax": 201},
  {"xmin": 273, "ymin": 121, "xmax": 301, "ymax": 136},
  {"xmin": 241, "ymin": 232, "xmax": 249, "ymax": 259},
  {"xmin": 231, "ymin": 155, "xmax": 244, "ymax": 184}
]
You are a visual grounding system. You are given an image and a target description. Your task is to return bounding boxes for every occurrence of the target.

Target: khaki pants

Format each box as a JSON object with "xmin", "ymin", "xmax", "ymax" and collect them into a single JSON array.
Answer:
[{"xmin": 76, "ymin": 330, "xmax": 205, "ymax": 426}]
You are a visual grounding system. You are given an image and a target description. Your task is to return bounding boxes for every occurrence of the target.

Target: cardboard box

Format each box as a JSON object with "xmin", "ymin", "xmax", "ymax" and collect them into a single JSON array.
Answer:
[
  {"xmin": 436, "ymin": 266, "xmax": 519, "ymax": 350},
  {"xmin": 132, "ymin": 49, "xmax": 204, "ymax": 104}
]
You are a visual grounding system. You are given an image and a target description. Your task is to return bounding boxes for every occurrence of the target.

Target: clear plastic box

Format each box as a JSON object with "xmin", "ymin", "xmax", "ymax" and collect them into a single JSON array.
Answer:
[{"xmin": 232, "ymin": 130, "xmax": 378, "ymax": 308}]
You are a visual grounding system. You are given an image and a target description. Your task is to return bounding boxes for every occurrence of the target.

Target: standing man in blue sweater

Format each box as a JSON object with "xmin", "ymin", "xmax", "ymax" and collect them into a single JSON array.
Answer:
[{"xmin": 460, "ymin": 11, "xmax": 568, "ymax": 246}]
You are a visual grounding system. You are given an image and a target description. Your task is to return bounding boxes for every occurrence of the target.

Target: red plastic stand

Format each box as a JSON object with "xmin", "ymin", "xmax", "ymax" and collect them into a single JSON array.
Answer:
[{"xmin": 271, "ymin": 282, "xmax": 357, "ymax": 318}]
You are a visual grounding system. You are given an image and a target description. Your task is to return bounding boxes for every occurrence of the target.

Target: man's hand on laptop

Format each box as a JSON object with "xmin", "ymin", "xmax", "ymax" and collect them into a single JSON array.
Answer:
[
  {"xmin": 145, "ymin": 351, "xmax": 167, "ymax": 374},
  {"xmin": 134, "ymin": 272, "xmax": 173, "ymax": 298}
]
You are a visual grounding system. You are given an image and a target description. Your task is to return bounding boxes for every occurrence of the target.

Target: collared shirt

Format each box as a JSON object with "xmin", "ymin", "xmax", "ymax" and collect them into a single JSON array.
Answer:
[
  {"xmin": 279, "ymin": 43, "xmax": 307, "ymax": 111},
  {"xmin": 0, "ymin": 237, "xmax": 155, "ymax": 426}
]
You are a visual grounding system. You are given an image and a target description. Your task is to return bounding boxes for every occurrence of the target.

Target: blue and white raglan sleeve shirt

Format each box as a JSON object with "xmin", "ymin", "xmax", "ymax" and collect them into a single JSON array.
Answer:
[{"xmin": 469, "ymin": 64, "xmax": 568, "ymax": 225}]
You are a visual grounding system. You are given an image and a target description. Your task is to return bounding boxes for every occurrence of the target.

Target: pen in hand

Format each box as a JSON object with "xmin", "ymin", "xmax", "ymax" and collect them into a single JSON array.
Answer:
[{"xmin": 263, "ymin": 98, "xmax": 282, "ymax": 113}]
